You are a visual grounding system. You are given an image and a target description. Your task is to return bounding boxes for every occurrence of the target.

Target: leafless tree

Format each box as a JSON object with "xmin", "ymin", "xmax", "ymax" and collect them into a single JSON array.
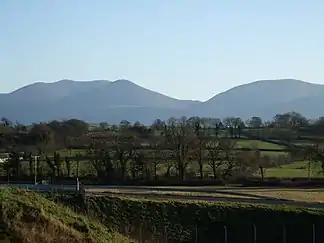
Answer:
[
  {"xmin": 206, "ymin": 139, "xmax": 222, "ymax": 179},
  {"xmin": 164, "ymin": 117, "xmax": 195, "ymax": 180},
  {"xmin": 219, "ymin": 139, "xmax": 237, "ymax": 180}
]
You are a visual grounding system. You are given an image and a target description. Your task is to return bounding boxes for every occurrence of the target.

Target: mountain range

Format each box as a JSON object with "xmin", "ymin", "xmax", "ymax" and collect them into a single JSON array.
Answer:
[{"xmin": 1, "ymin": 78, "xmax": 324, "ymax": 124}]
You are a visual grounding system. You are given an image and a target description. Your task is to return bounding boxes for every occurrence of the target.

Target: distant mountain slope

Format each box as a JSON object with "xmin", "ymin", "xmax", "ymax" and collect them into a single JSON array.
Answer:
[
  {"xmin": 197, "ymin": 79, "xmax": 324, "ymax": 119},
  {"xmin": 262, "ymin": 94, "xmax": 324, "ymax": 119},
  {"xmin": 0, "ymin": 79, "xmax": 199, "ymax": 124},
  {"xmin": 40, "ymin": 79, "xmax": 200, "ymax": 124},
  {"xmin": 56, "ymin": 79, "xmax": 198, "ymax": 109},
  {"xmin": 1, "ymin": 78, "xmax": 324, "ymax": 124},
  {"xmin": 6, "ymin": 79, "xmax": 110, "ymax": 104}
]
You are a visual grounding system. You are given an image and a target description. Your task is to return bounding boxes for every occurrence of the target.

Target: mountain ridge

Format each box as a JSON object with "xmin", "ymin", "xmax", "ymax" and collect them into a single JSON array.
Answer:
[
  {"xmin": 4, "ymin": 78, "xmax": 323, "ymax": 97},
  {"xmin": 1, "ymin": 78, "xmax": 324, "ymax": 124}
]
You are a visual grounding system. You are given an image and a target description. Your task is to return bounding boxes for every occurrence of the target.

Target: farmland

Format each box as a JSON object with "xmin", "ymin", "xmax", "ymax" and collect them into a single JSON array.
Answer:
[
  {"xmin": 2, "ymin": 112, "xmax": 324, "ymax": 242},
  {"xmin": 1, "ymin": 113, "xmax": 324, "ymax": 184}
]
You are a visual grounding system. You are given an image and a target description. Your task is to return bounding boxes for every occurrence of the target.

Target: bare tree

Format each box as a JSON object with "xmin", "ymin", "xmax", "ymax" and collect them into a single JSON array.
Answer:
[
  {"xmin": 164, "ymin": 117, "xmax": 194, "ymax": 180},
  {"xmin": 54, "ymin": 152, "xmax": 62, "ymax": 181},
  {"xmin": 193, "ymin": 119, "xmax": 206, "ymax": 179},
  {"xmin": 87, "ymin": 139, "xmax": 116, "ymax": 182},
  {"xmin": 45, "ymin": 155, "xmax": 56, "ymax": 182},
  {"xmin": 206, "ymin": 140, "xmax": 222, "ymax": 179},
  {"xmin": 1, "ymin": 117, "xmax": 12, "ymax": 127},
  {"xmin": 164, "ymin": 153, "xmax": 174, "ymax": 178},
  {"xmin": 130, "ymin": 151, "xmax": 146, "ymax": 180},
  {"xmin": 219, "ymin": 139, "xmax": 237, "ymax": 180},
  {"xmin": 64, "ymin": 156, "xmax": 71, "ymax": 177},
  {"xmin": 249, "ymin": 143, "xmax": 271, "ymax": 180},
  {"xmin": 109, "ymin": 132, "xmax": 139, "ymax": 181},
  {"xmin": 151, "ymin": 138, "xmax": 166, "ymax": 180}
]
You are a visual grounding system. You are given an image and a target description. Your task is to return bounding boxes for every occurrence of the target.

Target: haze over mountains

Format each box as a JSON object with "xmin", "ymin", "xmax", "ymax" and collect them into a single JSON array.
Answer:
[{"xmin": 1, "ymin": 79, "xmax": 324, "ymax": 124}]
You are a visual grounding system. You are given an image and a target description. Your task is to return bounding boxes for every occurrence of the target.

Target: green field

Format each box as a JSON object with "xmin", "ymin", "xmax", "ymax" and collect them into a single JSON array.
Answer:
[
  {"xmin": 265, "ymin": 160, "xmax": 323, "ymax": 178},
  {"xmin": 236, "ymin": 139, "xmax": 284, "ymax": 149}
]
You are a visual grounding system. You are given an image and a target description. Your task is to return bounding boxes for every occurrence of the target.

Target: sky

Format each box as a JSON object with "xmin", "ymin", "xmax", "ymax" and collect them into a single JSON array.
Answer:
[{"xmin": 1, "ymin": 1, "xmax": 324, "ymax": 101}]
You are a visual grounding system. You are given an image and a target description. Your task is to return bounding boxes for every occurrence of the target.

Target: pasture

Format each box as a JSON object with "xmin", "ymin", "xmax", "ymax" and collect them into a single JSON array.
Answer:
[
  {"xmin": 265, "ymin": 160, "xmax": 323, "ymax": 178},
  {"xmin": 5, "ymin": 136, "xmax": 321, "ymax": 181}
]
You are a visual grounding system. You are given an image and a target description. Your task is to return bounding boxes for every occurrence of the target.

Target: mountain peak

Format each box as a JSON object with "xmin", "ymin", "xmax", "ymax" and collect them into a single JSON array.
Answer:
[
  {"xmin": 113, "ymin": 79, "xmax": 134, "ymax": 84},
  {"xmin": 56, "ymin": 79, "xmax": 75, "ymax": 83},
  {"xmin": 230, "ymin": 79, "xmax": 314, "ymax": 91},
  {"xmin": 199, "ymin": 78, "xmax": 324, "ymax": 120}
]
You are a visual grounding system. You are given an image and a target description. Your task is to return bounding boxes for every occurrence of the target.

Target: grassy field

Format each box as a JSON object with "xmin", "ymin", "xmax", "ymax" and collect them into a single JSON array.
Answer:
[
  {"xmin": 0, "ymin": 187, "xmax": 135, "ymax": 243},
  {"xmin": 236, "ymin": 139, "xmax": 284, "ymax": 149},
  {"xmin": 265, "ymin": 160, "xmax": 323, "ymax": 178}
]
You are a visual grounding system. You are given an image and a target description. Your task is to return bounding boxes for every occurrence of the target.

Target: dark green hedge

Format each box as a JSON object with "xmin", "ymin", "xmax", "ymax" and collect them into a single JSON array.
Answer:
[{"xmin": 84, "ymin": 196, "xmax": 324, "ymax": 243}]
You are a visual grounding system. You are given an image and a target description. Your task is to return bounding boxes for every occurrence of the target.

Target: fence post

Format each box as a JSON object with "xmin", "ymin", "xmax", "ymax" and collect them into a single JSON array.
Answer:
[
  {"xmin": 253, "ymin": 224, "xmax": 257, "ymax": 243},
  {"xmin": 313, "ymin": 224, "xmax": 316, "ymax": 243},
  {"xmin": 195, "ymin": 225, "xmax": 198, "ymax": 243},
  {"xmin": 76, "ymin": 177, "xmax": 80, "ymax": 192},
  {"xmin": 283, "ymin": 223, "xmax": 286, "ymax": 243},
  {"xmin": 139, "ymin": 224, "xmax": 142, "ymax": 243},
  {"xmin": 164, "ymin": 226, "xmax": 168, "ymax": 243},
  {"xmin": 224, "ymin": 225, "xmax": 228, "ymax": 243}
]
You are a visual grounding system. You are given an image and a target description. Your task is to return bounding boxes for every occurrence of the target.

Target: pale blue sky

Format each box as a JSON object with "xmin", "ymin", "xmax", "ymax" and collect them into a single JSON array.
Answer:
[{"xmin": 1, "ymin": 1, "xmax": 324, "ymax": 101}]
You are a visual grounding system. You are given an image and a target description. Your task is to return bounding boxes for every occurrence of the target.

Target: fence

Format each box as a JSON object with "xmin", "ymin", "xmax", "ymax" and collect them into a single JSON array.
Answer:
[{"xmin": 119, "ymin": 222, "xmax": 321, "ymax": 243}]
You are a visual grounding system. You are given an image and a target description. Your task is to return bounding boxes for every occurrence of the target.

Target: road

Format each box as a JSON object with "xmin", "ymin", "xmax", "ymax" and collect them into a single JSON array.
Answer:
[{"xmin": 1, "ymin": 183, "xmax": 324, "ymax": 209}]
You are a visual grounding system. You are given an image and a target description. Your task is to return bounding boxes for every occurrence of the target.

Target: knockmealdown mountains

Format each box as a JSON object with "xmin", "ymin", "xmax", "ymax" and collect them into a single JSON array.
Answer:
[{"xmin": 1, "ymin": 78, "xmax": 324, "ymax": 124}]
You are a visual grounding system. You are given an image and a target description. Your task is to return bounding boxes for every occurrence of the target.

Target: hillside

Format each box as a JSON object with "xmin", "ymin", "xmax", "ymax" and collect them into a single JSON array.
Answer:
[
  {"xmin": 55, "ymin": 79, "xmax": 198, "ymax": 109},
  {"xmin": 262, "ymin": 94, "xmax": 324, "ymax": 119},
  {"xmin": 0, "ymin": 187, "xmax": 134, "ymax": 243},
  {"xmin": 1, "ymin": 78, "xmax": 324, "ymax": 123},
  {"xmin": 196, "ymin": 79, "xmax": 324, "ymax": 120},
  {"xmin": 0, "ymin": 79, "xmax": 199, "ymax": 124},
  {"xmin": 5, "ymin": 79, "xmax": 110, "ymax": 104}
]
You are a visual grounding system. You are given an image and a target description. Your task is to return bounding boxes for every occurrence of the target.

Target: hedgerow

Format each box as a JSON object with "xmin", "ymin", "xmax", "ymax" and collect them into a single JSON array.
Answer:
[{"xmin": 84, "ymin": 196, "xmax": 324, "ymax": 243}]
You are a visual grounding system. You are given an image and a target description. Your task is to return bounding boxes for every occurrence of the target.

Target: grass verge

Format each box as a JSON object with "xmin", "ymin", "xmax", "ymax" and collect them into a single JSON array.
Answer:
[{"xmin": 0, "ymin": 187, "xmax": 135, "ymax": 243}]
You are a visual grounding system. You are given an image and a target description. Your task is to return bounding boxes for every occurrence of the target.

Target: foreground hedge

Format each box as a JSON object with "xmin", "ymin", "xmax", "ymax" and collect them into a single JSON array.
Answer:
[{"xmin": 83, "ymin": 196, "xmax": 324, "ymax": 243}]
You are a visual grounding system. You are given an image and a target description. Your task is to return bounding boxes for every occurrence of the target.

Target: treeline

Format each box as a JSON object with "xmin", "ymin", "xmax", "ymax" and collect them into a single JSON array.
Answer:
[{"xmin": 1, "ymin": 112, "xmax": 324, "ymax": 184}]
